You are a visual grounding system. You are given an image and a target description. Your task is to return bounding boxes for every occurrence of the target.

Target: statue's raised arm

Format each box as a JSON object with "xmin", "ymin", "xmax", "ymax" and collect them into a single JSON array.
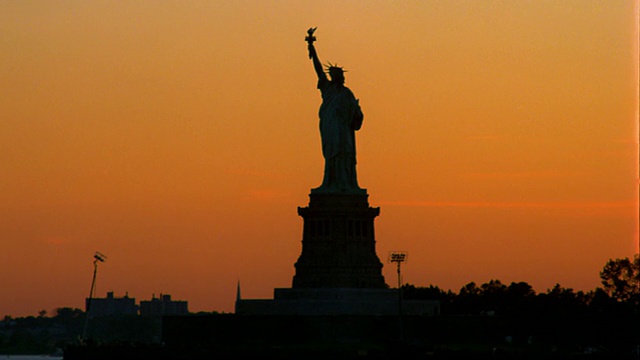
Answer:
[{"xmin": 306, "ymin": 28, "xmax": 327, "ymax": 82}]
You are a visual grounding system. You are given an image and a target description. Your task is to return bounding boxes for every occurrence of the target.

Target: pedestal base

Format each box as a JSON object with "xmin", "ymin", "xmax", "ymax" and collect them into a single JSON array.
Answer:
[{"xmin": 235, "ymin": 287, "xmax": 440, "ymax": 316}]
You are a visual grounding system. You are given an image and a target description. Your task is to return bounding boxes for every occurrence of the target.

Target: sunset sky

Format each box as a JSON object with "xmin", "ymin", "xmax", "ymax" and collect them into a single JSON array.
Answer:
[{"xmin": 1, "ymin": 1, "xmax": 638, "ymax": 317}]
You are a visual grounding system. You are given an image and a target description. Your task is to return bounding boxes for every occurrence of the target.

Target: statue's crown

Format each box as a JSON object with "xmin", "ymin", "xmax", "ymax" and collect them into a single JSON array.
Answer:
[{"xmin": 324, "ymin": 62, "xmax": 347, "ymax": 75}]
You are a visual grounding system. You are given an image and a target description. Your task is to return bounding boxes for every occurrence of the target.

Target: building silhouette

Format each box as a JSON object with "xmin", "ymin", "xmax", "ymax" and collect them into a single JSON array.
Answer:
[
  {"xmin": 85, "ymin": 291, "xmax": 137, "ymax": 317},
  {"xmin": 86, "ymin": 292, "xmax": 189, "ymax": 317},
  {"xmin": 139, "ymin": 294, "xmax": 188, "ymax": 316}
]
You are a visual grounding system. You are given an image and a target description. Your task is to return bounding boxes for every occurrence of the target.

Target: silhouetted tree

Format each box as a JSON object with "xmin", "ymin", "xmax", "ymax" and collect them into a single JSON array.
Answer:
[
  {"xmin": 504, "ymin": 281, "xmax": 536, "ymax": 315},
  {"xmin": 456, "ymin": 281, "xmax": 483, "ymax": 314},
  {"xmin": 53, "ymin": 307, "xmax": 85, "ymax": 342},
  {"xmin": 54, "ymin": 307, "xmax": 84, "ymax": 324},
  {"xmin": 599, "ymin": 255, "xmax": 639, "ymax": 304},
  {"xmin": 585, "ymin": 287, "xmax": 617, "ymax": 312},
  {"xmin": 459, "ymin": 281, "xmax": 481, "ymax": 296},
  {"xmin": 536, "ymin": 284, "xmax": 588, "ymax": 316},
  {"xmin": 55, "ymin": 307, "xmax": 83, "ymax": 318},
  {"xmin": 507, "ymin": 281, "xmax": 535, "ymax": 298},
  {"xmin": 480, "ymin": 279, "xmax": 508, "ymax": 312}
]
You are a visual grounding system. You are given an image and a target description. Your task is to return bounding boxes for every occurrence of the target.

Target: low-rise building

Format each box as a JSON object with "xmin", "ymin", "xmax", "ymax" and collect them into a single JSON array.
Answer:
[
  {"xmin": 139, "ymin": 294, "xmax": 188, "ymax": 316},
  {"xmin": 86, "ymin": 291, "xmax": 137, "ymax": 317}
]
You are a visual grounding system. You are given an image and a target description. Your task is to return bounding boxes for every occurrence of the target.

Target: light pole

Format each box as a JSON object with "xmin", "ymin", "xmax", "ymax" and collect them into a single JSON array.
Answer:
[
  {"xmin": 389, "ymin": 251, "xmax": 408, "ymax": 343},
  {"xmin": 82, "ymin": 251, "xmax": 107, "ymax": 342}
]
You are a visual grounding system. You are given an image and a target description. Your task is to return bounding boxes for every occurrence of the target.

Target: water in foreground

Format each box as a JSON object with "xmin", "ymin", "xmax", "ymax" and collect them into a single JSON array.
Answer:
[{"xmin": 0, "ymin": 356, "xmax": 62, "ymax": 360}]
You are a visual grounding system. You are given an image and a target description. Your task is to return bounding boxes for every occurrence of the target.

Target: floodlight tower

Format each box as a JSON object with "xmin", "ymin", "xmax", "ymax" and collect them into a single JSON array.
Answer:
[
  {"xmin": 389, "ymin": 251, "xmax": 408, "ymax": 290},
  {"xmin": 389, "ymin": 251, "xmax": 408, "ymax": 342},
  {"xmin": 82, "ymin": 251, "xmax": 107, "ymax": 341}
]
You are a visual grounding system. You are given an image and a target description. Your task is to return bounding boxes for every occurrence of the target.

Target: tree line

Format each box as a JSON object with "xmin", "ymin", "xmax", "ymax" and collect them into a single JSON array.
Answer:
[{"xmin": 402, "ymin": 255, "xmax": 639, "ymax": 316}]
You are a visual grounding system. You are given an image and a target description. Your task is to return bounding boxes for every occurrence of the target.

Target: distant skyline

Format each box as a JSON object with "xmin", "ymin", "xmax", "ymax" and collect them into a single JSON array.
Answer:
[{"xmin": 1, "ymin": 1, "xmax": 637, "ymax": 317}]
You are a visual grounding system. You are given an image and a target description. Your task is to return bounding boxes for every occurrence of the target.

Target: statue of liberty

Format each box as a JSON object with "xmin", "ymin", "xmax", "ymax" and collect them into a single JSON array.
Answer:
[{"xmin": 306, "ymin": 28, "xmax": 365, "ymax": 194}]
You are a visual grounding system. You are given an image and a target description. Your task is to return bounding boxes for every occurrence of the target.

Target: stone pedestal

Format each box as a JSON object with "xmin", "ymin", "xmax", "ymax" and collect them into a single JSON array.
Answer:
[
  {"xmin": 292, "ymin": 192, "xmax": 386, "ymax": 288},
  {"xmin": 234, "ymin": 191, "xmax": 442, "ymax": 317}
]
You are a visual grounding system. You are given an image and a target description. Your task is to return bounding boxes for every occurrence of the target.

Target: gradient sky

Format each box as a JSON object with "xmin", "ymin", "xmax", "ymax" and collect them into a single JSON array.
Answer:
[{"xmin": 1, "ymin": 1, "xmax": 637, "ymax": 317}]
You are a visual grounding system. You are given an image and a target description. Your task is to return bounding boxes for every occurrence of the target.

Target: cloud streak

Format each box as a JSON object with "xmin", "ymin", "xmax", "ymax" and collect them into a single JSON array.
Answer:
[
  {"xmin": 463, "ymin": 171, "xmax": 581, "ymax": 179},
  {"xmin": 379, "ymin": 200, "xmax": 636, "ymax": 209}
]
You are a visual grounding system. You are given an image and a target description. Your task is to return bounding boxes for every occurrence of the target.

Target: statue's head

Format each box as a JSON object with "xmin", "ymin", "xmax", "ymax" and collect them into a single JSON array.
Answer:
[{"xmin": 326, "ymin": 64, "xmax": 345, "ymax": 85}]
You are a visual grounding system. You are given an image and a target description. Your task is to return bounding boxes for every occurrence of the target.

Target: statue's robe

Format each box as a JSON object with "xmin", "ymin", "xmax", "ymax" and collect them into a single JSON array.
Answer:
[{"xmin": 315, "ymin": 78, "xmax": 364, "ymax": 193}]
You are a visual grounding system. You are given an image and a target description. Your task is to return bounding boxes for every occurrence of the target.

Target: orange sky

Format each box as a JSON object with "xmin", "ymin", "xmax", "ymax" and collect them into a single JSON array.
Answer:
[{"xmin": 1, "ymin": 1, "xmax": 638, "ymax": 317}]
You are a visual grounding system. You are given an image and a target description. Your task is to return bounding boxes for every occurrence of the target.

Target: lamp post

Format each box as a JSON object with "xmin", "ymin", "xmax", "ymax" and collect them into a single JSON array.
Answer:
[
  {"xmin": 82, "ymin": 251, "xmax": 106, "ymax": 342},
  {"xmin": 389, "ymin": 251, "xmax": 408, "ymax": 343}
]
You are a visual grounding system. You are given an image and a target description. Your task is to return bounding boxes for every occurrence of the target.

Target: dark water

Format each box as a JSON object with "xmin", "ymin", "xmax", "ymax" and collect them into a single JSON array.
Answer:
[{"xmin": 0, "ymin": 356, "xmax": 62, "ymax": 360}]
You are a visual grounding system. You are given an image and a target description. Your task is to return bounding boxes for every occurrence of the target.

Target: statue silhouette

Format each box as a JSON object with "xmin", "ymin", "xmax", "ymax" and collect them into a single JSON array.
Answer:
[{"xmin": 306, "ymin": 28, "xmax": 365, "ymax": 194}]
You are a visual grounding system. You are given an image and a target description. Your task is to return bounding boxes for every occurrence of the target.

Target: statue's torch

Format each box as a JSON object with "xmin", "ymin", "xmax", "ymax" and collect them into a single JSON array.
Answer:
[{"xmin": 306, "ymin": 27, "xmax": 317, "ymax": 58}]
